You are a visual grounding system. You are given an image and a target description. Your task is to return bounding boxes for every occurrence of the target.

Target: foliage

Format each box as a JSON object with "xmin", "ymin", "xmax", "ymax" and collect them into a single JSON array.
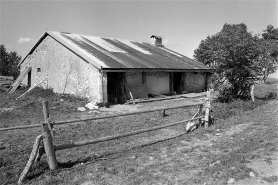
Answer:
[
  {"xmin": 194, "ymin": 23, "xmax": 260, "ymax": 102},
  {"xmin": 0, "ymin": 45, "xmax": 21, "ymax": 78},
  {"xmin": 254, "ymin": 25, "xmax": 278, "ymax": 82},
  {"xmin": 262, "ymin": 25, "xmax": 278, "ymax": 40}
]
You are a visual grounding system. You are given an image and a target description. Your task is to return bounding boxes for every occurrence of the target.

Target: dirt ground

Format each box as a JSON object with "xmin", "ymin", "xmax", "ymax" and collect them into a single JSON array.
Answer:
[{"xmin": 0, "ymin": 90, "xmax": 278, "ymax": 185}]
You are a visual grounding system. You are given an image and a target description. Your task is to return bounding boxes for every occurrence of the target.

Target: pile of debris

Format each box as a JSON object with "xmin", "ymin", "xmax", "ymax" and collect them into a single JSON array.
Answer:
[{"xmin": 0, "ymin": 75, "xmax": 14, "ymax": 92}]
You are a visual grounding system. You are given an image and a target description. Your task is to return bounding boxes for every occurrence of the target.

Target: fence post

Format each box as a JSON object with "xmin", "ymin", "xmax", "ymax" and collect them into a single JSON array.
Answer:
[
  {"xmin": 41, "ymin": 100, "xmax": 58, "ymax": 170},
  {"xmin": 42, "ymin": 101, "xmax": 54, "ymax": 139},
  {"xmin": 204, "ymin": 90, "xmax": 210, "ymax": 128},
  {"xmin": 42, "ymin": 122, "xmax": 58, "ymax": 170},
  {"xmin": 198, "ymin": 104, "xmax": 203, "ymax": 125},
  {"xmin": 158, "ymin": 109, "xmax": 166, "ymax": 118}
]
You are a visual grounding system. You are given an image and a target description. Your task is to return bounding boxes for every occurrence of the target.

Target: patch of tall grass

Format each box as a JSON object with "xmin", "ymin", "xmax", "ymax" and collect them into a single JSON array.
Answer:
[{"xmin": 0, "ymin": 87, "xmax": 89, "ymax": 112}]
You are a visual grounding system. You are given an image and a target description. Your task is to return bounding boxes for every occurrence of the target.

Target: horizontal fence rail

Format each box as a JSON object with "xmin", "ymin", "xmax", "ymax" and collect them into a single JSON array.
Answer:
[
  {"xmin": 54, "ymin": 116, "xmax": 204, "ymax": 151},
  {"xmin": 0, "ymin": 124, "xmax": 41, "ymax": 132},
  {"xmin": 0, "ymin": 102, "xmax": 203, "ymax": 132},
  {"xmin": 54, "ymin": 102, "xmax": 203, "ymax": 125},
  {"xmin": 11, "ymin": 91, "xmax": 212, "ymax": 185}
]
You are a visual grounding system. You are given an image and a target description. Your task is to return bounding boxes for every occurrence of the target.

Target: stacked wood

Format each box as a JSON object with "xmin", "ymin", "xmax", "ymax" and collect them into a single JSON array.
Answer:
[{"xmin": 0, "ymin": 75, "xmax": 14, "ymax": 92}]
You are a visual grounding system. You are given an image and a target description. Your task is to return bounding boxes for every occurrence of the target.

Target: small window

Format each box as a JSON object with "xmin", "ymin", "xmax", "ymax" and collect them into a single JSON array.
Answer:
[
  {"xmin": 142, "ymin": 72, "xmax": 146, "ymax": 84},
  {"xmin": 37, "ymin": 68, "xmax": 41, "ymax": 72}
]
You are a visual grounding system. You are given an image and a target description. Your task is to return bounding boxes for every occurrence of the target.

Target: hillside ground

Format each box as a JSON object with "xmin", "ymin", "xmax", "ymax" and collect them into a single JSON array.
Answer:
[{"xmin": 0, "ymin": 80, "xmax": 277, "ymax": 185}]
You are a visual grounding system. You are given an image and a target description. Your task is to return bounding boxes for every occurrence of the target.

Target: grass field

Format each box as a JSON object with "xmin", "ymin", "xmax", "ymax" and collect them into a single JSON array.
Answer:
[{"xmin": 0, "ymin": 82, "xmax": 277, "ymax": 185}]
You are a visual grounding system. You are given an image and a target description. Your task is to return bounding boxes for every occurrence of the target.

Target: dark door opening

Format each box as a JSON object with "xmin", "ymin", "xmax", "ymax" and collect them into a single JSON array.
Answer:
[
  {"xmin": 107, "ymin": 72, "xmax": 127, "ymax": 104},
  {"xmin": 27, "ymin": 70, "xmax": 31, "ymax": 87},
  {"xmin": 173, "ymin": 72, "xmax": 183, "ymax": 94}
]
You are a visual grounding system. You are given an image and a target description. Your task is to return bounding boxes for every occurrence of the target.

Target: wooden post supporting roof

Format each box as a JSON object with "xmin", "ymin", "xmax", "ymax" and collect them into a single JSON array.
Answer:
[{"xmin": 8, "ymin": 66, "xmax": 31, "ymax": 94}]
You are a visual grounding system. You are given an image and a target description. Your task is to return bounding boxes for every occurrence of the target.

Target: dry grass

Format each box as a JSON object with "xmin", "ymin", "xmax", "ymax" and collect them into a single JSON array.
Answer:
[{"xmin": 0, "ymin": 83, "xmax": 277, "ymax": 185}]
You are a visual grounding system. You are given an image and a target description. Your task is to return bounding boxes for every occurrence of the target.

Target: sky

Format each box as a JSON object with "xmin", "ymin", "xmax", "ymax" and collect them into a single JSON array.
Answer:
[{"xmin": 0, "ymin": 0, "xmax": 277, "ymax": 76}]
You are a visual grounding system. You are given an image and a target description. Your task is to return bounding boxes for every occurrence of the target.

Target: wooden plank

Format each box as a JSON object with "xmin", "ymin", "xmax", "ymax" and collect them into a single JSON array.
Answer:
[
  {"xmin": 0, "ymin": 102, "xmax": 204, "ymax": 132},
  {"xmin": 54, "ymin": 116, "xmax": 204, "ymax": 151},
  {"xmin": 250, "ymin": 84, "xmax": 254, "ymax": 103},
  {"xmin": 0, "ymin": 80, "xmax": 13, "ymax": 84},
  {"xmin": 0, "ymin": 75, "xmax": 13, "ymax": 80},
  {"xmin": 204, "ymin": 90, "xmax": 210, "ymax": 128},
  {"xmin": 16, "ymin": 78, "xmax": 46, "ymax": 100},
  {"xmin": 54, "ymin": 102, "xmax": 204, "ymax": 126},
  {"xmin": 8, "ymin": 66, "xmax": 31, "ymax": 94},
  {"xmin": 0, "ymin": 124, "xmax": 41, "ymax": 132},
  {"xmin": 18, "ymin": 135, "xmax": 43, "ymax": 185}
]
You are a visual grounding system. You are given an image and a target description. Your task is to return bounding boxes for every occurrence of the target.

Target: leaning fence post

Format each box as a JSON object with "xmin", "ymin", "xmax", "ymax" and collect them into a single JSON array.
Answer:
[
  {"xmin": 18, "ymin": 135, "xmax": 43, "ymax": 185},
  {"xmin": 42, "ymin": 101, "xmax": 54, "ymax": 139},
  {"xmin": 42, "ymin": 122, "xmax": 58, "ymax": 170}
]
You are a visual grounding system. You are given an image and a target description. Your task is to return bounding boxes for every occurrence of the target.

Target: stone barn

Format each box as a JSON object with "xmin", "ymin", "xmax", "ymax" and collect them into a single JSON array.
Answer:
[{"xmin": 19, "ymin": 31, "xmax": 212, "ymax": 104}]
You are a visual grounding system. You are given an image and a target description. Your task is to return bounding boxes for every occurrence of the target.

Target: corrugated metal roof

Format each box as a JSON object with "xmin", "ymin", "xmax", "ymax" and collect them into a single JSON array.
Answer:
[{"xmin": 20, "ymin": 31, "xmax": 212, "ymax": 72}]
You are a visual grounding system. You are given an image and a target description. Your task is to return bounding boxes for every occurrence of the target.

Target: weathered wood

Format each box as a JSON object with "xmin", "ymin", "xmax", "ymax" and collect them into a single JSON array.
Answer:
[
  {"xmin": 54, "ymin": 102, "xmax": 203, "ymax": 126},
  {"xmin": 129, "ymin": 92, "xmax": 135, "ymax": 105},
  {"xmin": 250, "ymin": 84, "xmax": 255, "ymax": 103},
  {"xmin": 0, "ymin": 75, "xmax": 13, "ymax": 80},
  {"xmin": 16, "ymin": 78, "xmax": 46, "ymax": 100},
  {"xmin": 55, "ymin": 116, "xmax": 204, "ymax": 151},
  {"xmin": 0, "ymin": 102, "xmax": 203, "ymax": 132},
  {"xmin": 126, "ymin": 95, "xmax": 183, "ymax": 104},
  {"xmin": 35, "ymin": 142, "xmax": 45, "ymax": 162},
  {"xmin": 42, "ymin": 101, "xmax": 50, "ymax": 120},
  {"xmin": 8, "ymin": 66, "xmax": 31, "ymax": 94},
  {"xmin": 186, "ymin": 103, "xmax": 205, "ymax": 132},
  {"xmin": 198, "ymin": 104, "xmax": 204, "ymax": 125},
  {"xmin": 0, "ymin": 80, "xmax": 13, "ymax": 85},
  {"xmin": 0, "ymin": 124, "xmax": 41, "ymax": 131},
  {"xmin": 18, "ymin": 135, "xmax": 43, "ymax": 185},
  {"xmin": 158, "ymin": 109, "xmax": 166, "ymax": 118},
  {"xmin": 204, "ymin": 90, "xmax": 211, "ymax": 128},
  {"xmin": 42, "ymin": 123, "xmax": 58, "ymax": 170},
  {"xmin": 42, "ymin": 101, "xmax": 54, "ymax": 139}
]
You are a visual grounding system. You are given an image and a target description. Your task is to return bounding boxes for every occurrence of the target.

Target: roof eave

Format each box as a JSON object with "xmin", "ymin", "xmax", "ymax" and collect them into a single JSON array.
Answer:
[
  {"xmin": 18, "ymin": 31, "xmax": 103, "ymax": 70},
  {"xmin": 18, "ymin": 32, "xmax": 49, "ymax": 67},
  {"xmin": 101, "ymin": 68, "xmax": 213, "ymax": 73}
]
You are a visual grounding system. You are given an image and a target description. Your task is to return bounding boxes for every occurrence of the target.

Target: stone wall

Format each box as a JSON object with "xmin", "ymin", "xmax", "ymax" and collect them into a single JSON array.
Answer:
[{"xmin": 20, "ymin": 36, "xmax": 101, "ymax": 102}]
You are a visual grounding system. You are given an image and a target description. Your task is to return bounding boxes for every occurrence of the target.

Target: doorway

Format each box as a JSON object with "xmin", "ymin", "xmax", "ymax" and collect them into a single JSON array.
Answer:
[
  {"xmin": 107, "ymin": 72, "xmax": 127, "ymax": 104},
  {"xmin": 173, "ymin": 72, "xmax": 183, "ymax": 94},
  {"xmin": 27, "ymin": 70, "xmax": 31, "ymax": 87}
]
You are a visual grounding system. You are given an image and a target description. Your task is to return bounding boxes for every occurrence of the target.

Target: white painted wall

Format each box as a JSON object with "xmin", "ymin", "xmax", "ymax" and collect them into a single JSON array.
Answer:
[
  {"xmin": 126, "ymin": 71, "xmax": 169, "ymax": 98},
  {"xmin": 20, "ymin": 36, "xmax": 102, "ymax": 102}
]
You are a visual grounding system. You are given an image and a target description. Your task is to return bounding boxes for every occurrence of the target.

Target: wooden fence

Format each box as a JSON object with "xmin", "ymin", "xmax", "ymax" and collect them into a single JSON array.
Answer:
[{"xmin": 0, "ymin": 91, "xmax": 212, "ymax": 184}]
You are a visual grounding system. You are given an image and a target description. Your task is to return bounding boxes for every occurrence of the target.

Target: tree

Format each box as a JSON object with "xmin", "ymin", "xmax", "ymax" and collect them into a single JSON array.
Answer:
[
  {"xmin": 262, "ymin": 25, "xmax": 278, "ymax": 40},
  {"xmin": 255, "ymin": 25, "xmax": 278, "ymax": 82},
  {"xmin": 194, "ymin": 23, "xmax": 260, "ymax": 102},
  {"xmin": 0, "ymin": 45, "xmax": 21, "ymax": 78}
]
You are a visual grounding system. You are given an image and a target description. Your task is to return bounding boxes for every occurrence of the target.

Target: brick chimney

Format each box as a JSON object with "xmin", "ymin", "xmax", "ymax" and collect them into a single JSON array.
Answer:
[{"xmin": 150, "ymin": 35, "xmax": 163, "ymax": 46}]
